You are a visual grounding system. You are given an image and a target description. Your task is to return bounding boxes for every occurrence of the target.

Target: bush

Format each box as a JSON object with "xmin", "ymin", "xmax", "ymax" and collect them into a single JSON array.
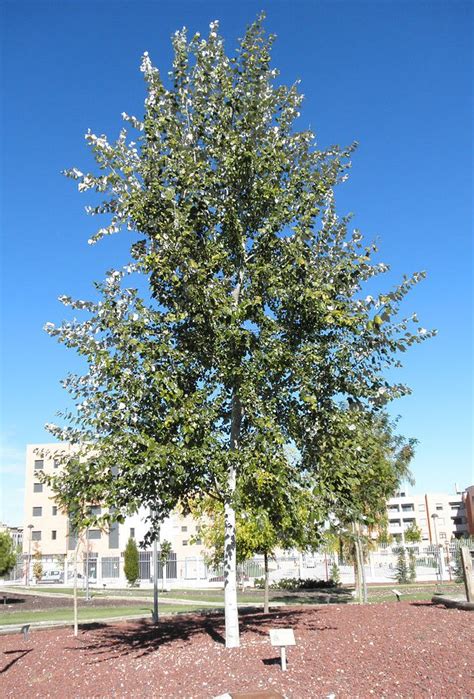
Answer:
[
  {"xmin": 0, "ymin": 532, "xmax": 17, "ymax": 578},
  {"xmin": 262, "ymin": 577, "xmax": 338, "ymax": 591},
  {"xmin": 124, "ymin": 538, "xmax": 139, "ymax": 586}
]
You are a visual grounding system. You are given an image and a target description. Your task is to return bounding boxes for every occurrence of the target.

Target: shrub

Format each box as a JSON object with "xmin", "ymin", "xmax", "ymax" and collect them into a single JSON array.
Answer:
[
  {"xmin": 0, "ymin": 532, "xmax": 17, "ymax": 578},
  {"xmin": 124, "ymin": 537, "xmax": 139, "ymax": 586}
]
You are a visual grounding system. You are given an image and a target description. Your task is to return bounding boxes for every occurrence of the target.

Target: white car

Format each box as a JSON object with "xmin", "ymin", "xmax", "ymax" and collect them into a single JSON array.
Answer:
[{"xmin": 41, "ymin": 571, "xmax": 64, "ymax": 584}]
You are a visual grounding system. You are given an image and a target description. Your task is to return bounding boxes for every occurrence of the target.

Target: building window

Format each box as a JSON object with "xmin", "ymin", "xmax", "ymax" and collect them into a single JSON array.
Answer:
[
  {"xmin": 182, "ymin": 540, "xmax": 188, "ymax": 546},
  {"xmin": 389, "ymin": 519, "xmax": 401, "ymax": 525},
  {"xmin": 439, "ymin": 532, "xmax": 446, "ymax": 540},
  {"xmin": 403, "ymin": 518, "xmax": 415, "ymax": 524},
  {"xmin": 130, "ymin": 528, "xmax": 135, "ymax": 539},
  {"xmin": 34, "ymin": 459, "xmax": 44, "ymax": 470},
  {"xmin": 33, "ymin": 483, "xmax": 43, "ymax": 493},
  {"xmin": 388, "ymin": 504, "xmax": 399, "ymax": 512},
  {"xmin": 33, "ymin": 507, "xmax": 42, "ymax": 517},
  {"xmin": 52, "ymin": 530, "xmax": 57, "ymax": 540},
  {"xmin": 401, "ymin": 504, "xmax": 414, "ymax": 512},
  {"xmin": 436, "ymin": 503, "xmax": 443, "ymax": 511},
  {"xmin": 53, "ymin": 459, "xmax": 60, "ymax": 469},
  {"xmin": 87, "ymin": 529, "xmax": 101, "ymax": 540},
  {"xmin": 181, "ymin": 526, "xmax": 188, "ymax": 532},
  {"xmin": 89, "ymin": 505, "xmax": 101, "ymax": 516},
  {"xmin": 32, "ymin": 531, "xmax": 41, "ymax": 541},
  {"xmin": 420, "ymin": 518, "xmax": 427, "ymax": 525},
  {"xmin": 194, "ymin": 538, "xmax": 202, "ymax": 546},
  {"xmin": 418, "ymin": 504, "xmax": 425, "ymax": 511},
  {"xmin": 52, "ymin": 506, "xmax": 58, "ymax": 516}
]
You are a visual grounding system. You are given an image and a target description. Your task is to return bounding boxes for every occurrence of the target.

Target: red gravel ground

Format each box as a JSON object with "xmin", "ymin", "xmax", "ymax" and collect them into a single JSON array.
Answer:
[{"xmin": 1, "ymin": 602, "xmax": 472, "ymax": 698}]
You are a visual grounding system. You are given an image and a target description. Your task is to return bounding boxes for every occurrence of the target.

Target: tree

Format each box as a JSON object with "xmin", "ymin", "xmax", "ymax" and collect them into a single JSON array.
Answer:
[
  {"xmin": 39, "ymin": 455, "xmax": 105, "ymax": 636},
  {"xmin": 395, "ymin": 547, "xmax": 409, "ymax": 585},
  {"xmin": 45, "ymin": 16, "xmax": 433, "ymax": 647},
  {"xmin": 0, "ymin": 532, "xmax": 17, "ymax": 578},
  {"xmin": 319, "ymin": 408, "xmax": 416, "ymax": 603},
  {"xmin": 32, "ymin": 546, "xmax": 43, "ymax": 583},
  {"xmin": 408, "ymin": 548, "xmax": 417, "ymax": 583},
  {"xmin": 124, "ymin": 537, "xmax": 140, "ymax": 586},
  {"xmin": 404, "ymin": 522, "xmax": 422, "ymax": 543},
  {"xmin": 159, "ymin": 540, "xmax": 172, "ymax": 591}
]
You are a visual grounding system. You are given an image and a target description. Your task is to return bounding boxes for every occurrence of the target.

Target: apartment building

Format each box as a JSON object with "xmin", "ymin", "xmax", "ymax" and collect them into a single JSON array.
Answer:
[
  {"xmin": 23, "ymin": 444, "xmax": 208, "ymax": 584},
  {"xmin": 463, "ymin": 485, "xmax": 474, "ymax": 535},
  {"xmin": 386, "ymin": 489, "xmax": 470, "ymax": 543}
]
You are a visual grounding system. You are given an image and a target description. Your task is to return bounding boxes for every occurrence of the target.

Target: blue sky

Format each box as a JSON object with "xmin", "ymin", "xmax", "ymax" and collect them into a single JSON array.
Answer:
[{"xmin": 1, "ymin": 0, "xmax": 472, "ymax": 526}]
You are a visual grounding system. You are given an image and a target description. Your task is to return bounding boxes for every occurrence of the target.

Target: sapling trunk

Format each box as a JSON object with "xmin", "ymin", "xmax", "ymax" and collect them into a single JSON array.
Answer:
[{"xmin": 264, "ymin": 551, "xmax": 270, "ymax": 614}]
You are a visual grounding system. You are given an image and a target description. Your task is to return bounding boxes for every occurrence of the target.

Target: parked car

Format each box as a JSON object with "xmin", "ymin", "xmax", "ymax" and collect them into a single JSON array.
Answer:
[{"xmin": 41, "ymin": 571, "xmax": 64, "ymax": 584}]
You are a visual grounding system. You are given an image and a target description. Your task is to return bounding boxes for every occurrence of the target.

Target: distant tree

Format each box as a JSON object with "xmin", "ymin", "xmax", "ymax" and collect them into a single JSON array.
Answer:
[
  {"xmin": 124, "ymin": 538, "xmax": 140, "ymax": 586},
  {"xmin": 404, "ymin": 522, "xmax": 422, "ymax": 543},
  {"xmin": 395, "ymin": 547, "xmax": 409, "ymax": 585},
  {"xmin": 0, "ymin": 532, "xmax": 17, "ymax": 578},
  {"xmin": 32, "ymin": 546, "xmax": 43, "ymax": 583},
  {"xmin": 321, "ymin": 408, "xmax": 416, "ymax": 602},
  {"xmin": 159, "ymin": 539, "xmax": 172, "ymax": 591},
  {"xmin": 194, "ymin": 465, "xmax": 321, "ymax": 613},
  {"xmin": 330, "ymin": 561, "xmax": 341, "ymax": 585},
  {"xmin": 408, "ymin": 548, "xmax": 417, "ymax": 583},
  {"xmin": 39, "ymin": 455, "xmax": 105, "ymax": 636}
]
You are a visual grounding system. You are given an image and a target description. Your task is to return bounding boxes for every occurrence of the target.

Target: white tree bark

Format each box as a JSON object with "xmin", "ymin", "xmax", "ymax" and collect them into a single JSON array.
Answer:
[{"xmin": 224, "ymin": 391, "xmax": 242, "ymax": 648}]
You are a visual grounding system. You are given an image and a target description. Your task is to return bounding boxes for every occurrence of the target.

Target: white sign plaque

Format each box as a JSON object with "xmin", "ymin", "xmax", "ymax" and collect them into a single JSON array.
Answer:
[{"xmin": 269, "ymin": 628, "xmax": 296, "ymax": 647}]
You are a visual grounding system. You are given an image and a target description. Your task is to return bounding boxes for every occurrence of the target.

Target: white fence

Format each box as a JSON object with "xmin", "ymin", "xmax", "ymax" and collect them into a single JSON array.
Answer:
[{"xmin": 3, "ymin": 541, "xmax": 473, "ymax": 588}]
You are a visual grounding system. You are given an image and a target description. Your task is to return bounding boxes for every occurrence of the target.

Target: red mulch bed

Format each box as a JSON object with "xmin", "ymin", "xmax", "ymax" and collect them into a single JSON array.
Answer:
[{"xmin": 1, "ymin": 602, "xmax": 472, "ymax": 698}]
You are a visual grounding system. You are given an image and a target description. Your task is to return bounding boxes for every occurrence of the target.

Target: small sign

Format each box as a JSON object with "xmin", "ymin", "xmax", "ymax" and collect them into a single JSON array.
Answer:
[{"xmin": 269, "ymin": 628, "xmax": 296, "ymax": 647}]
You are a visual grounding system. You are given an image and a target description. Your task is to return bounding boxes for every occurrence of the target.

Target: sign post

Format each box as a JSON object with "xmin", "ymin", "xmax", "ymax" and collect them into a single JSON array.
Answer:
[{"xmin": 269, "ymin": 628, "xmax": 296, "ymax": 672}]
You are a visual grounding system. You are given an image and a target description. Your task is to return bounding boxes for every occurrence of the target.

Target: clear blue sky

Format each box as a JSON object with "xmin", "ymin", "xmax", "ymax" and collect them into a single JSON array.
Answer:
[{"xmin": 1, "ymin": 1, "xmax": 472, "ymax": 526}]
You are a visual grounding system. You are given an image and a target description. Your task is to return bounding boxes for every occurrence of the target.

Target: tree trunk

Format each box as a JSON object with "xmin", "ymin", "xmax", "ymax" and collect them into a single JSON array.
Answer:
[
  {"xmin": 223, "ymin": 271, "xmax": 245, "ymax": 649},
  {"xmin": 224, "ymin": 392, "xmax": 242, "ymax": 648},
  {"xmin": 73, "ymin": 540, "xmax": 80, "ymax": 637},
  {"xmin": 263, "ymin": 551, "xmax": 270, "ymax": 614},
  {"xmin": 224, "ymin": 486, "xmax": 239, "ymax": 647}
]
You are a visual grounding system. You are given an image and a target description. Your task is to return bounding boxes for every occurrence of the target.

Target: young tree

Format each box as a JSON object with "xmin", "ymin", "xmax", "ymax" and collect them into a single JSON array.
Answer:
[
  {"xmin": 395, "ymin": 547, "xmax": 409, "ymax": 585},
  {"xmin": 319, "ymin": 408, "xmax": 416, "ymax": 602},
  {"xmin": 159, "ymin": 540, "xmax": 172, "ymax": 591},
  {"xmin": 32, "ymin": 546, "xmax": 43, "ymax": 583},
  {"xmin": 39, "ymin": 455, "xmax": 105, "ymax": 636},
  {"xmin": 408, "ymin": 548, "xmax": 417, "ymax": 583},
  {"xmin": 124, "ymin": 538, "xmax": 140, "ymax": 586},
  {"xmin": 404, "ymin": 522, "xmax": 422, "ymax": 543},
  {"xmin": 0, "ymin": 532, "xmax": 17, "ymax": 578},
  {"xmin": 46, "ymin": 16, "xmax": 433, "ymax": 647}
]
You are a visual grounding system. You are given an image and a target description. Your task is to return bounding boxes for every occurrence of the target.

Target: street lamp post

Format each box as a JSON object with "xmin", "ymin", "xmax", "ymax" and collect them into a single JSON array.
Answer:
[
  {"xmin": 26, "ymin": 524, "xmax": 34, "ymax": 586},
  {"xmin": 431, "ymin": 513, "xmax": 442, "ymax": 586}
]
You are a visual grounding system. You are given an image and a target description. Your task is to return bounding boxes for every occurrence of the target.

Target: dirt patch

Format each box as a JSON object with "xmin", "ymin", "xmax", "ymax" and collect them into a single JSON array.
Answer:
[
  {"xmin": 0, "ymin": 592, "xmax": 147, "ymax": 614},
  {"xmin": 1, "ymin": 602, "xmax": 472, "ymax": 698}
]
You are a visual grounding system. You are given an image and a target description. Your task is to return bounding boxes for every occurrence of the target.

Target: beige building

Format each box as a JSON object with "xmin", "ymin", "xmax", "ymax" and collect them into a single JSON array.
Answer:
[
  {"xmin": 386, "ymin": 489, "xmax": 470, "ymax": 543},
  {"xmin": 23, "ymin": 443, "xmax": 208, "ymax": 585}
]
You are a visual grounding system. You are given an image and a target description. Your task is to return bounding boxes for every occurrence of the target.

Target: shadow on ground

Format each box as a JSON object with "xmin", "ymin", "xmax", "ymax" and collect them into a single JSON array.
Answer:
[{"xmin": 66, "ymin": 608, "xmax": 336, "ymax": 663}]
